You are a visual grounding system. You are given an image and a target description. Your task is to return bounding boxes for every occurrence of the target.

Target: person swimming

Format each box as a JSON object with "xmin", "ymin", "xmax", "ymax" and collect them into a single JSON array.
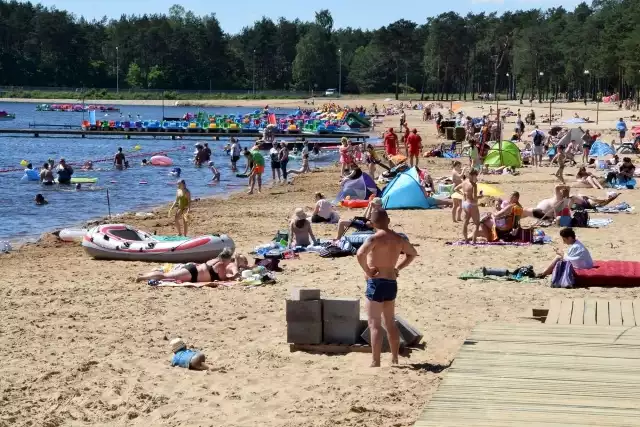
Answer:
[
  {"xmin": 34, "ymin": 193, "xmax": 48, "ymax": 205},
  {"xmin": 170, "ymin": 167, "xmax": 182, "ymax": 178}
]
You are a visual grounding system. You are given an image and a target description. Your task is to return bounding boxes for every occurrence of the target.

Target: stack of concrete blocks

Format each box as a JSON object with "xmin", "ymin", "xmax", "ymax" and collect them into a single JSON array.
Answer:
[
  {"xmin": 322, "ymin": 298, "xmax": 361, "ymax": 345},
  {"xmin": 287, "ymin": 289, "xmax": 362, "ymax": 345},
  {"xmin": 286, "ymin": 288, "xmax": 322, "ymax": 344},
  {"xmin": 360, "ymin": 316, "xmax": 423, "ymax": 351}
]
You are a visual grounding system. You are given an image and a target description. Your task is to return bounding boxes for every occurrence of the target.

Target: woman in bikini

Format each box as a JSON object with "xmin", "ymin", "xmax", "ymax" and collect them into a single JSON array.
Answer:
[
  {"xmin": 454, "ymin": 169, "xmax": 481, "ymax": 243},
  {"xmin": 135, "ymin": 248, "xmax": 245, "ymax": 283},
  {"xmin": 451, "ymin": 161, "xmax": 464, "ymax": 222},
  {"xmin": 575, "ymin": 166, "xmax": 604, "ymax": 189}
]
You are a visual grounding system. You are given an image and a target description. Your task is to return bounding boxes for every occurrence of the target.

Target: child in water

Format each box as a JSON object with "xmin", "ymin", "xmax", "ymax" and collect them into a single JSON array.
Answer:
[
  {"xmin": 34, "ymin": 194, "xmax": 48, "ymax": 205},
  {"xmin": 170, "ymin": 338, "xmax": 208, "ymax": 370},
  {"xmin": 168, "ymin": 180, "xmax": 191, "ymax": 236},
  {"xmin": 209, "ymin": 161, "xmax": 220, "ymax": 182}
]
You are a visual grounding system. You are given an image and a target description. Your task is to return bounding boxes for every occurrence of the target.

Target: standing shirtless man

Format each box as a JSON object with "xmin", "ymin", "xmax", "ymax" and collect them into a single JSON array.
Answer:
[
  {"xmin": 455, "ymin": 169, "xmax": 481, "ymax": 243},
  {"xmin": 356, "ymin": 210, "xmax": 417, "ymax": 367}
]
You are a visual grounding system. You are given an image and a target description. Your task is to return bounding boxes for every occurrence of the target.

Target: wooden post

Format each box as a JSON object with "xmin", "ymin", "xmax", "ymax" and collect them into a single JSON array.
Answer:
[
  {"xmin": 497, "ymin": 108, "xmax": 503, "ymax": 166},
  {"xmin": 549, "ymin": 101, "xmax": 552, "ymax": 126},
  {"xmin": 596, "ymin": 101, "xmax": 599, "ymax": 124}
]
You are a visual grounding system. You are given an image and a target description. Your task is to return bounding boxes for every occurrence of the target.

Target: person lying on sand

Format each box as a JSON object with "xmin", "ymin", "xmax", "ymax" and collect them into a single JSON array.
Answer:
[
  {"xmin": 523, "ymin": 185, "xmax": 572, "ymax": 220},
  {"xmin": 135, "ymin": 249, "xmax": 248, "ymax": 283},
  {"xmin": 336, "ymin": 197, "xmax": 383, "ymax": 239},
  {"xmin": 575, "ymin": 166, "xmax": 604, "ymax": 189},
  {"xmin": 170, "ymin": 338, "xmax": 208, "ymax": 370},
  {"xmin": 570, "ymin": 192, "xmax": 619, "ymax": 210}
]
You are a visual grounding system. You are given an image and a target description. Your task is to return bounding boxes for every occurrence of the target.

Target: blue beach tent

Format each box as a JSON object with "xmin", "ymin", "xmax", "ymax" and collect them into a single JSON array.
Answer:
[
  {"xmin": 382, "ymin": 168, "xmax": 433, "ymax": 210},
  {"xmin": 589, "ymin": 140, "xmax": 615, "ymax": 157}
]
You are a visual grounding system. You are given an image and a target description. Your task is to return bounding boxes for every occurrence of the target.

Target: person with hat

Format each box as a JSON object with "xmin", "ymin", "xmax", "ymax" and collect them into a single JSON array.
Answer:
[
  {"xmin": 169, "ymin": 338, "xmax": 208, "ymax": 370},
  {"xmin": 113, "ymin": 147, "xmax": 126, "ymax": 170},
  {"xmin": 287, "ymin": 208, "xmax": 317, "ymax": 249},
  {"xmin": 383, "ymin": 128, "xmax": 399, "ymax": 163},
  {"xmin": 56, "ymin": 158, "xmax": 73, "ymax": 185},
  {"xmin": 406, "ymin": 128, "xmax": 422, "ymax": 168}
]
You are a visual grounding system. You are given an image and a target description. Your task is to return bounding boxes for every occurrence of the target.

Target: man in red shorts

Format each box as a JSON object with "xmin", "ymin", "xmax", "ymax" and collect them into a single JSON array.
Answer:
[
  {"xmin": 406, "ymin": 128, "xmax": 422, "ymax": 167},
  {"xmin": 383, "ymin": 128, "xmax": 398, "ymax": 162}
]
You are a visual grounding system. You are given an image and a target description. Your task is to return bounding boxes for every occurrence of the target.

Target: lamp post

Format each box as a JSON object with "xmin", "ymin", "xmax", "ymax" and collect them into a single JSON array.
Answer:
[
  {"xmin": 583, "ymin": 69, "xmax": 590, "ymax": 105},
  {"xmin": 338, "ymin": 48, "xmax": 342, "ymax": 98},
  {"xmin": 538, "ymin": 71, "xmax": 544, "ymax": 102},
  {"xmin": 506, "ymin": 73, "xmax": 510, "ymax": 100},
  {"xmin": 116, "ymin": 46, "xmax": 119, "ymax": 94},
  {"xmin": 252, "ymin": 49, "xmax": 256, "ymax": 97}
]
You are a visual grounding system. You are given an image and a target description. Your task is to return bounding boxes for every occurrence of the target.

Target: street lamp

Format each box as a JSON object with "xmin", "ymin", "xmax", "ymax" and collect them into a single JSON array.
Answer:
[
  {"xmin": 116, "ymin": 46, "xmax": 119, "ymax": 94},
  {"xmin": 338, "ymin": 48, "xmax": 342, "ymax": 98},
  {"xmin": 583, "ymin": 69, "xmax": 590, "ymax": 103},
  {"xmin": 539, "ymin": 72, "xmax": 544, "ymax": 102},
  {"xmin": 506, "ymin": 73, "xmax": 510, "ymax": 100},
  {"xmin": 252, "ymin": 49, "xmax": 256, "ymax": 97}
]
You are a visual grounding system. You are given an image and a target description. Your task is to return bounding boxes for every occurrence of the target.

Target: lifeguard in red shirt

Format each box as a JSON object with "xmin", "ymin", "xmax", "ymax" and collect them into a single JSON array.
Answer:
[
  {"xmin": 384, "ymin": 128, "xmax": 399, "ymax": 157},
  {"xmin": 406, "ymin": 128, "xmax": 422, "ymax": 167}
]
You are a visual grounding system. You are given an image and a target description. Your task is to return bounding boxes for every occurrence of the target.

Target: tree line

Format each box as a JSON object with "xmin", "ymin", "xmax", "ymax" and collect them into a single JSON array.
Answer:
[{"xmin": 1, "ymin": 0, "xmax": 639, "ymax": 101}]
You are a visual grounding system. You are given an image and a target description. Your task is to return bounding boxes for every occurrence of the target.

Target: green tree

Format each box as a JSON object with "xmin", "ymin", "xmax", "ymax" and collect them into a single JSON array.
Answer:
[{"xmin": 126, "ymin": 63, "xmax": 145, "ymax": 88}]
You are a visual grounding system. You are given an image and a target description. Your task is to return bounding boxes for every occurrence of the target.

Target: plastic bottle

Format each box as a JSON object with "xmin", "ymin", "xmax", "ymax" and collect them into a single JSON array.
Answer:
[{"xmin": 482, "ymin": 267, "xmax": 509, "ymax": 277}]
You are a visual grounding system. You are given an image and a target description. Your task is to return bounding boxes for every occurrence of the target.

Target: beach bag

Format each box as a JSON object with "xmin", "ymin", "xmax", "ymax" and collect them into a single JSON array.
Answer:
[
  {"xmin": 558, "ymin": 216, "xmax": 573, "ymax": 227},
  {"xmin": 571, "ymin": 210, "xmax": 589, "ymax": 228},
  {"xmin": 255, "ymin": 257, "xmax": 282, "ymax": 272},
  {"xmin": 272, "ymin": 230, "xmax": 288, "ymax": 243},
  {"xmin": 551, "ymin": 260, "xmax": 576, "ymax": 288},
  {"xmin": 517, "ymin": 227, "xmax": 534, "ymax": 243},
  {"xmin": 319, "ymin": 240, "xmax": 356, "ymax": 258}
]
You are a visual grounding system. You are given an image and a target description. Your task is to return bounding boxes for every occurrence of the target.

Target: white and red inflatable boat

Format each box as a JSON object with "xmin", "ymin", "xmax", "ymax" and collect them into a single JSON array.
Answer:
[{"xmin": 82, "ymin": 224, "xmax": 234, "ymax": 263}]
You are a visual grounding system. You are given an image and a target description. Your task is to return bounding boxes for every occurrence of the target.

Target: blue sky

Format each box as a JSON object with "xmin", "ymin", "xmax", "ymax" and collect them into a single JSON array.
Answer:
[{"xmin": 32, "ymin": 0, "xmax": 583, "ymax": 34}]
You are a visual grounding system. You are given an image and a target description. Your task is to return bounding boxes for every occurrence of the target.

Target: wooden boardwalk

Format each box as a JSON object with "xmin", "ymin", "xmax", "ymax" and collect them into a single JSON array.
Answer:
[
  {"xmin": 545, "ymin": 298, "xmax": 640, "ymax": 326},
  {"xmin": 414, "ymin": 322, "xmax": 640, "ymax": 427}
]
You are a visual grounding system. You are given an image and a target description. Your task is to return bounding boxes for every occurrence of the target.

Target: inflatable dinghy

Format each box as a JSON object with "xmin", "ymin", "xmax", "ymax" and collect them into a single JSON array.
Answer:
[{"xmin": 82, "ymin": 224, "xmax": 234, "ymax": 262}]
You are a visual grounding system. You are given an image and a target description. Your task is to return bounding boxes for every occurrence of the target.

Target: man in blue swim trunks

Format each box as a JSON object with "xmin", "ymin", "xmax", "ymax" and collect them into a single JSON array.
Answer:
[{"xmin": 356, "ymin": 209, "xmax": 417, "ymax": 367}]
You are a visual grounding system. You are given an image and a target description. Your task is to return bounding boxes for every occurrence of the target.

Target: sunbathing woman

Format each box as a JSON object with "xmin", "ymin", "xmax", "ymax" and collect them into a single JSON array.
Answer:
[
  {"xmin": 455, "ymin": 169, "xmax": 481, "ymax": 243},
  {"xmin": 336, "ymin": 197, "xmax": 383, "ymax": 239},
  {"xmin": 575, "ymin": 166, "xmax": 604, "ymax": 189},
  {"xmin": 570, "ymin": 192, "xmax": 619, "ymax": 210},
  {"xmin": 135, "ymin": 248, "xmax": 243, "ymax": 283}
]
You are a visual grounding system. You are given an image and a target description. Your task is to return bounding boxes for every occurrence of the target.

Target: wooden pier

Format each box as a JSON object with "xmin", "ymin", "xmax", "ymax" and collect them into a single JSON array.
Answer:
[
  {"xmin": 414, "ymin": 322, "xmax": 640, "ymax": 427},
  {"xmin": 0, "ymin": 128, "xmax": 368, "ymax": 144}
]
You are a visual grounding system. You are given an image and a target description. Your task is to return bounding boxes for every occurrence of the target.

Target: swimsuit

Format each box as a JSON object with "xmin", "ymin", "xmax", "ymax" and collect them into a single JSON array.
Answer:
[
  {"xmin": 365, "ymin": 278, "xmax": 397, "ymax": 302},
  {"xmin": 184, "ymin": 263, "xmax": 220, "ymax": 282},
  {"xmin": 462, "ymin": 201, "xmax": 476, "ymax": 210}
]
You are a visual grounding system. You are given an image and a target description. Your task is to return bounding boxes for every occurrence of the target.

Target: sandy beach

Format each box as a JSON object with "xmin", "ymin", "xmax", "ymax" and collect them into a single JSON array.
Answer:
[{"xmin": 1, "ymin": 100, "xmax": 640, "ymax": 427}]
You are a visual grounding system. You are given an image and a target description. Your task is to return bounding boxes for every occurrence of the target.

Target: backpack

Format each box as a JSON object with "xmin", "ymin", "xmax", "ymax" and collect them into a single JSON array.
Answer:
[
  {"xmin": 571, "ymin": 210, "xmax": 590, "ymax": 228},
  {"xmin": 533, "ymin": 131, "xmax": 543, "ymax": 146},
  {"xmin": 551, "ymin": 260, "xmax": 576, "ymax": 288}
]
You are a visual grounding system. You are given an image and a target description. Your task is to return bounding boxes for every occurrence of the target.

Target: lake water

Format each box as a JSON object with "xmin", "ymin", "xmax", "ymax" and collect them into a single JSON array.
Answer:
[{"xmin": 0, "ymin": 102, "xmax": 351, "ymax": 242}]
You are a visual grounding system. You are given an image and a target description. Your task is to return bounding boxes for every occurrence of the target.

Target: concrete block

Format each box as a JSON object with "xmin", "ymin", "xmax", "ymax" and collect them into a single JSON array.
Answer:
[
  {"xmin": 322, "ymin": 298, "xmax": 360, "ymax": 322},
  {"xmin": 323, "ymin": 319, "xmax": 363, "ymax": 345},
  {"xmin": 290, "ymin": 288, "xmax": 321, "ymax": 301},
  {"xmin": 285, "ymin": 299, "xmax": 321, "ymax": 323},
  {"xmin": 361, "ymin": 325, "xmax": 406, "ymax": 352},
  {"xmin": 395, "ymin": 316, "xmax": 423, "ymax": 346},
  {"xmin": 287, "ymin": 321, "xmax": 322, "ymax": 344}
]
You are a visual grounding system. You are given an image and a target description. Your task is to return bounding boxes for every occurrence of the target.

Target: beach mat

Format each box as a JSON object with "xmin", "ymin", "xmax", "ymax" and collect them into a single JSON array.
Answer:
[
  {"xmin": 587, "ymin": 218, "xmax": 613, "ymax": 228},
  {"xmin": 459, "ymin": 270, "xmax": 538, "ymax": 283}
]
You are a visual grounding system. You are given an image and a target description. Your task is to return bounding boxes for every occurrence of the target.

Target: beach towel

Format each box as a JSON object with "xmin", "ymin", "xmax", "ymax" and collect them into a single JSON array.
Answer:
[
  {"xmin": 587, "ymin": 218, "xmax": 613, "ymax": 228},
  {"xmin": 458, "ymin": 270, "xmax": 537, "ymax": 283},
  {"xmin": 447, "ymin": 240, "xmax": 532, "ymax": 247},
  {"xmin": 595, "ymin": 202, "xmax": 633, "ymax": 213}
]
